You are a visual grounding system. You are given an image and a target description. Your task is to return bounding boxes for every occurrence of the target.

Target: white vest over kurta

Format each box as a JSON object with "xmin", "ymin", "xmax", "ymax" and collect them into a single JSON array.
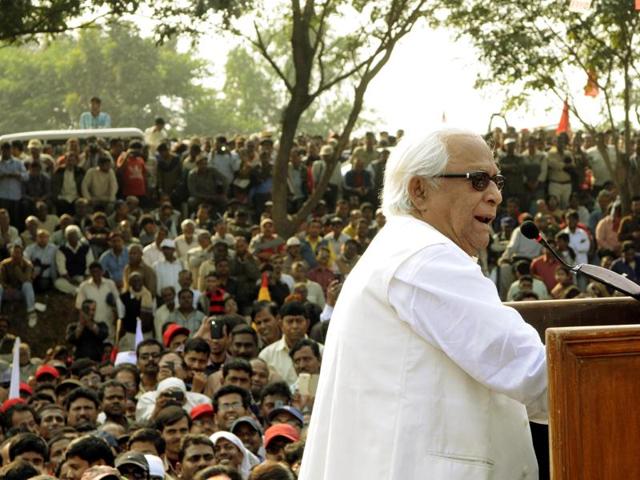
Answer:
[{"xmin": 299, "ymin": 215, "xmax": 538, "ymax": 479}]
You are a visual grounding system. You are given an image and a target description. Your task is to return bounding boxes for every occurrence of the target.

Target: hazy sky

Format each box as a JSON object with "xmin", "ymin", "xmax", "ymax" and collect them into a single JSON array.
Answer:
[{"xmin": 160, "ymin": 8, "xmax": 608, "ymax": 137}]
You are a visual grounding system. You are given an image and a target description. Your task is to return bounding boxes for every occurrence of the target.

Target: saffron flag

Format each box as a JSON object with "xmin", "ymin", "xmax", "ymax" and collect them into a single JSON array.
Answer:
[
  {"xmin": 584, "ymin": 69, "xmax": 599, "ymax": 97},
  {"xmin": 569, "ymin": 0, "xmax": 592, "ymax": 12},
  {"xmin": 257, "ymin": 272, "xmax": 272, "ymax": 302},
  {"xmin": 8, "ymin": 337, "xmax": 21, "ymax": 399},
  {"xmin": 637, "ymin": 0, "xmax": 640, "ymax": 10},
  {"xmin": 556, "ymin": 100, "xmax": 571, "ymax": 134}
]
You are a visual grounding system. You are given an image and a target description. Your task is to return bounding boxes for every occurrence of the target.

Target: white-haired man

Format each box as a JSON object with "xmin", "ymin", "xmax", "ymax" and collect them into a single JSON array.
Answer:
[
  {"xmin": 300, "ymin": 128, "xmax": 547, "ymax": 479},
  {"xmin": 54, "ymin": 225, "xmax": 94, "ymax": 295}
]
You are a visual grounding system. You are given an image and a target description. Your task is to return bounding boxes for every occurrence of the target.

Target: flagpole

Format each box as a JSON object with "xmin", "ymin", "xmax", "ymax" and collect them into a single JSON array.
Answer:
[{"xmin": 8, "ymin": 337, "xmax": 21, "ymax": 399}]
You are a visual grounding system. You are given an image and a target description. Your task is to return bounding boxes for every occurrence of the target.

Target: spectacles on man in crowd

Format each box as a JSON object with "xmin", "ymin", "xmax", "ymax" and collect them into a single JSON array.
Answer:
[
  {"xmin": 436, "ymin": 171, "xmax": 505, "ymax": 192},
  {"xmin": 218, "ymin": 401, "xmax": 243, "ymax": 412}
]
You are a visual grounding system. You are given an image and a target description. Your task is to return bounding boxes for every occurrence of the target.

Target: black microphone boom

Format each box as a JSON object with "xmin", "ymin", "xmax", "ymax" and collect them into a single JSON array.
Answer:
[{"xmin": 519, "ymin": 221, "xmax": 640, "ymax": 301}]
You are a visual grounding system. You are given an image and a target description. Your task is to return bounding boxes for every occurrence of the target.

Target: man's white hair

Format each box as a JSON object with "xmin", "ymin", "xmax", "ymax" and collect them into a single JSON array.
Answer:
[{"xmin": 381, "ymin": 127, "xmax": 478, "ymax": 217}]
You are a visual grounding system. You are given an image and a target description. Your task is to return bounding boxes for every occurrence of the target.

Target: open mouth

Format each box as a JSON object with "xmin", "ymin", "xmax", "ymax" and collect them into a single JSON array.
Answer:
[{"xmin": 474, "ymin": 216, "xmax": 493, "ymax": 224}]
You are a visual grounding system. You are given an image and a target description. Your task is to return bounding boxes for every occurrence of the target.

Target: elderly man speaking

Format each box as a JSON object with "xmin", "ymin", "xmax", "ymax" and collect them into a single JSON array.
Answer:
[{"xmin": 299, "ymin": 129, "xmax": 547, "ymax": 479}]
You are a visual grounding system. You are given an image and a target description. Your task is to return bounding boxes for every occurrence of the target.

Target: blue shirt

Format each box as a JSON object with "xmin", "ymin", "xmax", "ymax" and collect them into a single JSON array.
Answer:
[
  {"xmin": 99, "ymin": 249, "xmax": 129, "ymax": 284},
  {"xmin": 0, "ymin": 157, "xmax": 27, "ymax": 201},
  {"xmin": 79, "ymin": 111, "xmax": 112, "ymax": 129}
]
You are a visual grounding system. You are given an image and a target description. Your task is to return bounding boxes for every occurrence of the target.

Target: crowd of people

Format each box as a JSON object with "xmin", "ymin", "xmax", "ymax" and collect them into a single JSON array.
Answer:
[{"xmin": 0, "ymin": 98, "xmax": 637, "ymax": 480}]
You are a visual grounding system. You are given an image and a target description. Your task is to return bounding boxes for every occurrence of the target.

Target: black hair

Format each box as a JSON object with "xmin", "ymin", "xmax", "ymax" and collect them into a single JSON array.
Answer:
[
  {"xmin": 222, "ymin": 359, "xmax": 253, "ymax": 378},
  {"xmin": 258, "ymin": 381, "xmax": 293, "ymax": 404},
  {"xmin": 183, "ymin": 337, "xmax": 211, "ymax": 356},
  {"xmin": 127, "ymin": 428, "xmax": 166, "ymax": 455},
  {"xmin": 98, "ymin": 380, "xmax": 127, "ymax": 402},
  {"xmin": 3, "ymin": 404, "xmax": 37, "ymax": 431},
  {"xmin": 28, "ymin": 392, "xmax": 56, "ymax": 406},
  {"xmin": 135, "ymin": 339, "xmax": 163, "ymax": 359},
  {"xmin": 251, "ymin": 301, "xmax": 278, "ymax": 320},
  {"xmin": 230, "ymin": 324, "xmax": 258, "ymax": 344},
  {"xmin": 178, "ymin": 434, "xmax": 213, "ymax": 462},
  {"xmin": 289, "ymin": 338, "xmax": 321, "ymax": 361},
  {"xmin": 212, "ymin": 385, "xmax": 252, "ymax": 411},
  {"xmin": 9, "ymin": 432, "xmax": 49, "ymax": 461},
  {"xmin": 65, "ymin": 434, "xmax": 115, "ymax": 466},
  {"xmin": 64, "ymin": 387, "xmax": 100, "ymax": 411},
  {"xmin": 112, "ymin": 363, "xmax": 140, "ymax": 385},
  {"xmin": 513, "ymin": 291, "xmax": 539, "ymax": 302},
  {"xmin": 194, "ymin": 466, "xmax": 242, "ymax": 480},
  {"xmin": 154, "ymin": 406, "xmax": 191, "ymax": 432},
  {"xmin": 0, "ymin": 459, "xmax": 39, "ymax": 480},
  {"xmin": 514, "ymin": 260, "xmax": 531, "ymax": 276},
  {"xmin": 279, "ymin": 301, "xmax": 306, "ymax": 318}
]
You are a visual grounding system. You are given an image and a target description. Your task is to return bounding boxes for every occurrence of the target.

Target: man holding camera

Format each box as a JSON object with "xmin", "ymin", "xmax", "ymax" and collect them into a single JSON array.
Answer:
[{"xmin": 208, "ymin": 135, "xmax": 240, "ymax": 185}]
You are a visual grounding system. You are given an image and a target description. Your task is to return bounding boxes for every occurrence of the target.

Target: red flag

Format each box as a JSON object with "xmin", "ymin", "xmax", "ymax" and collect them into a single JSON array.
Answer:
[
  {"xmin": 584, "ymin": 69, "xmax": 599, "ymax": 97},
  {"xmin": 556, "ymin": 100, "xmax": 570, "ymax": 134}
]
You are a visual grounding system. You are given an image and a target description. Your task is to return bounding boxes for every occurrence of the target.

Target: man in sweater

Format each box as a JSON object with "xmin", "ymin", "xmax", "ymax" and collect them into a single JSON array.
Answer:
[{"xmin": 81, "ymin": 156, "xmax": 118, "ymax": 213}]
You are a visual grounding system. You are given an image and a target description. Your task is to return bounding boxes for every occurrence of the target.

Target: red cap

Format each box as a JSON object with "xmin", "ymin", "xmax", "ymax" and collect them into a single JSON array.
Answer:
[
  {"xmin": 190, "ymin": 403, "xmax": 214, "ymax": 420},
  {"xmin": 264, "ymin": 424, "xmax": 300, "ymax": 448},
  {"xmin": 19, "ymin": 383, "xmax": 32, "ymax": 396},
  {"xmin": 35, "ymin": 365, "xmax": 61, "ymax": 380},
  {"xmin": 162, "ymin": 324, "xmax": 190, "ymax": 348},
  {"xmin": 1, "ymin": 398, "xmax": 25, "ymax": 413}
]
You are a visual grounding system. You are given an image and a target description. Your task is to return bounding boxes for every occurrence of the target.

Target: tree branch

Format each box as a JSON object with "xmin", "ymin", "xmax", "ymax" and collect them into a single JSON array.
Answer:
[{"xmin": 251, "ymin": 22, "xmax": 293, "ymax": 92}]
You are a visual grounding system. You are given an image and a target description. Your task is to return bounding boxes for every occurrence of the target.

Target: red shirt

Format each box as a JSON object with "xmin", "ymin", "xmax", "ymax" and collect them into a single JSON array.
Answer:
[
  {"xmin": 121, "ymin": 156, "xmax": 146, "ymax": 196},
  {"xmin": 530, "ymin": 255, "xmax": 560, "ymax": 291}
]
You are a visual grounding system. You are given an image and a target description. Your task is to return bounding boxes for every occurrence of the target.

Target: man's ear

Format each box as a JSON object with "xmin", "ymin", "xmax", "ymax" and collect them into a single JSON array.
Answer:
[{"xmin": 408, "ymin": 176, "xmax": 430, "ymax": 211}]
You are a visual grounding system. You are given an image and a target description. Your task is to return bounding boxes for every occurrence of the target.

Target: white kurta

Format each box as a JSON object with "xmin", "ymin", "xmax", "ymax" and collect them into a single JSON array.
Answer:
[{"xmin": 299, "ymin": 215, "xmax": 547, "ymax": 480}]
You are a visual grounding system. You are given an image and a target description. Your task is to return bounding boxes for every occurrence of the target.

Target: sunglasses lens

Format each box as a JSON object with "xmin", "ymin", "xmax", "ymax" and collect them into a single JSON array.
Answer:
[
  {"xmin": 494, "ymin": 175, "xmax": 505, "ymax": 191},
  {"xmin": 470, "ymin": 173, "xmax": 490, "ymax": 191}
]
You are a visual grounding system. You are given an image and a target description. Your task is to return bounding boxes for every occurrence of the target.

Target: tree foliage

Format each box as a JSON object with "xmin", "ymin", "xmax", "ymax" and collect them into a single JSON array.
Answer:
[
  {"xmin": 0, "ymin": 23, "xmax": 206, "ymax": 133},
  {"xmin": 436, "ymin": 0, "xmax": 640, "ymax": 204}
]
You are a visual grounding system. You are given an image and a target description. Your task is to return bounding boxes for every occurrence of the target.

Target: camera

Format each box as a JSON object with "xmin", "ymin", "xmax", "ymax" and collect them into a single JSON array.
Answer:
[{"xmin": 210, "ymin": 319, "xmax": 226, "ymax": 339}]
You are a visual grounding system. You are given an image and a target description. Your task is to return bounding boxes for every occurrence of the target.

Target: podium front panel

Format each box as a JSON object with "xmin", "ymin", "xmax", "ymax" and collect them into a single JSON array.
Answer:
[{"xmin": 546, "ymin": 325, "xmax": 640, "ymax": 480}]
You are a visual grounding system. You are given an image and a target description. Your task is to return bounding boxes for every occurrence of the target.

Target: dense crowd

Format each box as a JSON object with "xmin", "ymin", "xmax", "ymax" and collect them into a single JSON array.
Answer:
[{"xmin": 0, "ymin": 96, "xmax": 637, "ymax": 480}]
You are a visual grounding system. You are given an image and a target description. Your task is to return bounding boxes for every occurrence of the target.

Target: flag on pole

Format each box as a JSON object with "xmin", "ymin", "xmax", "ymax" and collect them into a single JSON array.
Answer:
[
  {"xmin": 556, "ymin": 100, "xmax": 571, "ymax": 134},
  {"xmin": 584, "ymin": 69, "xmax": 599, "ymax": 97},
  {"xmin": 8, "ymin": 337, "xmax": 21, "ymax": 399},
  {"xmin": 257, "ymin": 272, "xmax": 271, "ymax": 302},
  {"xmin": 569, "ymin": 0, "xmax": 592, "ymax": 12}
]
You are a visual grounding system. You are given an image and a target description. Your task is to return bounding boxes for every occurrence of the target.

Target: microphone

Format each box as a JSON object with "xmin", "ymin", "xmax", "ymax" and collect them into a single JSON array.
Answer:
[{"xmin": 520, "ymin": 220, "xmax": 640, "ymax": 300}]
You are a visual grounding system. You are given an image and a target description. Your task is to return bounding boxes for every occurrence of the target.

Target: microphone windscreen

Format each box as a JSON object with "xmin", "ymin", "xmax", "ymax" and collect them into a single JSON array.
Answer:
[{"xmin": 520, "ymin": 221, "xmax": 540, "ymax": 240}]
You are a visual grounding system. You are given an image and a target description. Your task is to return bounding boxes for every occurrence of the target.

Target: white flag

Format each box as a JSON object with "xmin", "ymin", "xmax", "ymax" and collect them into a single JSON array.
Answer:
[
  {"xmin": 135, "ymin": 317, "xmax": 144, "ymax": 348},
  {"xmin": 8, "ymin": 337, "xmax": 21, "ymax": 399}
]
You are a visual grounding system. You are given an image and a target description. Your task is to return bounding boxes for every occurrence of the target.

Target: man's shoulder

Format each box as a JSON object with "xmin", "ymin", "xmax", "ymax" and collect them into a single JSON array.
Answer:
[{"xmin": 259, "ymin": 338, "xmax": 285, "ymax": 356}]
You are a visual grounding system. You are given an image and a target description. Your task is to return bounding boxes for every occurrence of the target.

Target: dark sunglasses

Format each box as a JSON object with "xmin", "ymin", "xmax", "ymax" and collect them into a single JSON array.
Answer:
[{"xmin": 436, "ymin": 171, "xmax": 505, "ymax": 192}]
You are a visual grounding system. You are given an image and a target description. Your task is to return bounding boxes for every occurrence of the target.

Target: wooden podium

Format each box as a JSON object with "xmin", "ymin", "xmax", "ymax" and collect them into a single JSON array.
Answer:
[{"xmin": 510, "ymin": 297, "xmax": 640, "ymax": 480}]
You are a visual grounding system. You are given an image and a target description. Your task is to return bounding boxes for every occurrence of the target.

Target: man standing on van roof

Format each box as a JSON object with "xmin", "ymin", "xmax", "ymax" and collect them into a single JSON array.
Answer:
[{"xmin": 79, "ymin": 97, "xmax": 112, "ymax": 129}]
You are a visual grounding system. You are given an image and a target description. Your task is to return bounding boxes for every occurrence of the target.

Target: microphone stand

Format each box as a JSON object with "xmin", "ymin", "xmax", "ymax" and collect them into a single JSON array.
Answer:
[{"xmin": 535, "ymin": 232, "xmax": 640, "ymax": 301}]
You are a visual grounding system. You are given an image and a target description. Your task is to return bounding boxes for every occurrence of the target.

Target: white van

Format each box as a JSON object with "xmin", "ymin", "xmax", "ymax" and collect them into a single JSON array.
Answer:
[{"xmin": 0, "ymin": 127, "xmax": 144, "ymax": 154}]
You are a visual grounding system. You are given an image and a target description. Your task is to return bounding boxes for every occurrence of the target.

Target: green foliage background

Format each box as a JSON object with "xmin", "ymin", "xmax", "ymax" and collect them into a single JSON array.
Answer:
[{"xmin": 0, "ymin": 22, "xmax": 365, "ymax": 137}]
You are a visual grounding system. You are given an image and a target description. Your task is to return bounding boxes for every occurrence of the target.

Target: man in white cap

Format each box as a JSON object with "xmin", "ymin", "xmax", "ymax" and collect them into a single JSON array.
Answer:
[
  {"xmin": 153, "ymin": 239, "xmax": 183, "ymax": 297},
  {"xmin": 300, "ymin": 128, "xmax": 547, "ymax": 479}
]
